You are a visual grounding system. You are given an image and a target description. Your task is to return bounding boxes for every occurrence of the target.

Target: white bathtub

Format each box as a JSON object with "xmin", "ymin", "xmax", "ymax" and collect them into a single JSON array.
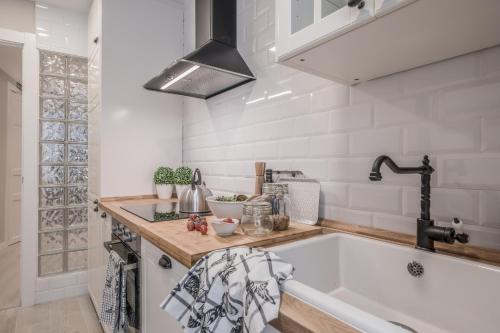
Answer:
[{"xmin": 269, "ymin": 233, "xmax": 500, "ymax": 333}]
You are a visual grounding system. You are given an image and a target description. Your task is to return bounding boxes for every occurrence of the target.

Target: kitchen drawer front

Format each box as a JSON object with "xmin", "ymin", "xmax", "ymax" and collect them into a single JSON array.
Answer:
[{"xmin": 141, "ymin": 238, "xmax": 188, "ymax": 333}]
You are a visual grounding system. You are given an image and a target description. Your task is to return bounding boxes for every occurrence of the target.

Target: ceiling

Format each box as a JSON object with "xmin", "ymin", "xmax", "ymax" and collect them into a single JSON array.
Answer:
[
  {"xmin": 33, "ymin": 0, "xmax": 92, "ymax": 13},
  {"xmin": 0, "ymin": 44, "xmax": 22, "ymax": 83}
]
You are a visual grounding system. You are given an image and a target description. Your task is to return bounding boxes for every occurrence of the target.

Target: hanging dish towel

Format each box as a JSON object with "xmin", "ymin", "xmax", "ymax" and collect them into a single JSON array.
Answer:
[
  {"xmin": 101, "ymin": 250, "xmax": 128, "ymax": 333},
  {"xmin": 161, "ymin": 247, "xmax": 294, "ymax": 333}
]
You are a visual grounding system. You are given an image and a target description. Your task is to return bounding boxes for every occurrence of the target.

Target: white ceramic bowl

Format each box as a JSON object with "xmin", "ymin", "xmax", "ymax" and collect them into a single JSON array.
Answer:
[
  {"xmin": 211, "ymin": 219, "xmax": 239, "ymax": 236},
  {"xmin": 206, "ymin": 196, "xmax": 245, "ymax": 219}
]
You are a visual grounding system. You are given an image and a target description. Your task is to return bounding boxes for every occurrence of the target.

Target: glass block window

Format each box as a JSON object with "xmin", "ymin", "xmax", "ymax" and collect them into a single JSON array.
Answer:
[{"xmin": 38, "ymin": 51, "xmax": 88, "ymax": 276}]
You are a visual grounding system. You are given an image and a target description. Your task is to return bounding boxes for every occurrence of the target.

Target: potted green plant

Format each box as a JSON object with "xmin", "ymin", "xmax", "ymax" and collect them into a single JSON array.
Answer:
[
  {"xmin": 154, "ymin": 166, "xmax": 175, "ymax": 199},
  {"xmin": 174, "ymin": 166, "xmax": 192, "ymax": 198}
]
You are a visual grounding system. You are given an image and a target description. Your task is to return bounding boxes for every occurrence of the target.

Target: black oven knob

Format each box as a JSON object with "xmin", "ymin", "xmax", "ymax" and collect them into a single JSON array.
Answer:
[
  {"xmin": 123, "ymin": 231, "xmax": 136, "ymax": 242},
  {"xmin": 158, "ymin": 255, "xmax": 172, "ymax": 269}
]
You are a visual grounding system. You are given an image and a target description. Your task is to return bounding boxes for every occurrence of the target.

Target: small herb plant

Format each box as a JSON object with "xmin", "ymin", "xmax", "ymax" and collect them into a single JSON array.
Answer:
[
  {"xmin": 174, "ymin": 166, "xmax": 192, "ymax": 185},
  {"xmin": 154, "ymin": 167, "xmax": 175, "ymax": 185}
]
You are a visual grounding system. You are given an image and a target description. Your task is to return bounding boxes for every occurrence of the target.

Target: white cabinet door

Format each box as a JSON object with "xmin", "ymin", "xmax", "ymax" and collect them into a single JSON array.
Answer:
[
  {"xmin": 87, "ymin": 199, "xmax": 112, "ymax": 317},
  {"xmin": 87, "ymin": 197, "xmax": 102, "ymax": 312},
  {"xmin": 141, "ymin": 239, "xmax": 188, "ymax": 333},
  {"xmin": 374, "ymin": 0, "xmax": 416, "ymax": 16}
]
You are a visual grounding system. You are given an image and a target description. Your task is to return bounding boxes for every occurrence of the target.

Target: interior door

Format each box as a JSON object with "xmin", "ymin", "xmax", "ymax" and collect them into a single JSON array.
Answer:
[{"xmin": 5, "ymin": 82, "xmax": 22, "ymax": 245}]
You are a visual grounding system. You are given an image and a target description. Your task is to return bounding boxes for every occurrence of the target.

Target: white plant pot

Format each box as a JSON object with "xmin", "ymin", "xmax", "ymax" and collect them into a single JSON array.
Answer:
[
  {"xmin": 175, "ymin": 184, "xmax": 190, "ymax": 198},
  {"xmin": 156, "ymin": 184, "xmax": 173, "ymax": 199}
]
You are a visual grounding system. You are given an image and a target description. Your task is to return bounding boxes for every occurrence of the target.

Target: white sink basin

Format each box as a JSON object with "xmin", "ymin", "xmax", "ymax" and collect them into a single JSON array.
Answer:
[{"xmin": 270, "ymin": 233, "xmax": 500, "ymax": 333}]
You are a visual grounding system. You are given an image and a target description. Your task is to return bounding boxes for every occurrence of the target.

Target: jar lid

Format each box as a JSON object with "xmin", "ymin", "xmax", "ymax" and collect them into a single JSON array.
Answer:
[
  {"xmin": 262, "ymin": 183, "xmax": 288, "ymax": 194},
  {"xmin": 243, "ymin": 201, "xmax": 272, "ymax": 215}
]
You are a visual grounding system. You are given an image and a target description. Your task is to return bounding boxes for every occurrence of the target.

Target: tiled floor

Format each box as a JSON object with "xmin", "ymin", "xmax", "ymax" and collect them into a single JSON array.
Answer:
[
  {"xmin": 0, "ymin": 295, "xmax": 103, "ymax": 333},
  {"xmin": 0, "ymin": 243, "xmax": 21, "ymax": 311}
]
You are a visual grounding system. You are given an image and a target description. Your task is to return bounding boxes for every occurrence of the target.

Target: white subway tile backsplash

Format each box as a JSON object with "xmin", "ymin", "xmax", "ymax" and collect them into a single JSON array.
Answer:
[
  {"xmin": 438, "ymin": 81, "xmax": 500, "ymax": 119},
  {"xmin": 404, "ymin": 118, "xmax": 481, "ymax": 154},
  {"xmin": 374, "ymin": 95, "xmax": 431, "ymax": 127},
  {"xmin": 310, "ymin": 134, "xmax": 348, "ymax": 157},
  {"xmin": 350, "ymin": 127, "xmax": 401, "ymax": 156},
  {"xmin": 402, "ymin": 54, "xmax": 477, "ymax": 94},
  {"xmin": 329, "ymin": 158, "xmax": 373, "ymax": 182},
  {"xmin": 253, "ymin": 141, "xmax": 280, "ymax": 159},
  {"xmin": 479, "ymin": 191, "xmax": 500, "ymax": 228},
  {"xmin": 279, "ymin": 138, "xmax": 309, "ymax": 158},
  {"xmin": 320, "ymin": 182, "xmax": 349, "ymax": 207},
  {"xmin": 438, "ymin": 154, "xmax": 500, "ymax": 190},
  {"xmin": 325, "ymin": 206, "xmax": 373, "ymax": 227},
  {"xmin": 294, "ymin": 112, "xmax": 330, "ymax": 136},
  {"xmin": 373, "ymin": 214, "xmax": 417, "ymax": 235},
  {"xmin": 403, "ymin": 187, "xmax": 479, "ymax": 223},
  {"xmin": 183, "ymin": 0, "xmax": 500, "ymax": 249},
  {"xmin": 350, "ymin": 75, "xmax": 404, "ymax": 104},
  {"xmin": 350, "ymin": 184, "xmax": 402, "ymax": 214},
  {"xmin": 291, "ymin": 159, "xmax": 329, "ymax": 180},
  {"xmin": 482, "ymin": 116, "xmax": 500, "ymax": 152},
  {"xmin": 311, "ymin": 84, "xmax": 349, "ymax": 112},
  {"xmin": 478, "ymin": 46, "xmax": 500, "ymax": 78},
  {"xmin": 330, "ymin": 103, "xmax": 373, "ymax": 132}
]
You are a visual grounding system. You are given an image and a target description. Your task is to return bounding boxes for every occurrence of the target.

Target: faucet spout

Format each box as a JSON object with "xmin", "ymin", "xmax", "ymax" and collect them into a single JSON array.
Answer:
[{"xmin": 369, "ymin": 155, "xmax": 433, "ymax": 180}]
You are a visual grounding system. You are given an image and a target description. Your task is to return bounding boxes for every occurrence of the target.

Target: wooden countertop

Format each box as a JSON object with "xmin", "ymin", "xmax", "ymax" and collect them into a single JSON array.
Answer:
[
  {"xmin": 99, "ymin": 197, "xmax": 358, "ymax": 332},
  {"xmin": 99, "ymin": 197, "xmax": 323, "ymax": 268}
]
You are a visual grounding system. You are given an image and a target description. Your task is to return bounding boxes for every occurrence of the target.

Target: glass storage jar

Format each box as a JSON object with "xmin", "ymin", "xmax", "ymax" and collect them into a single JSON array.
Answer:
[
  {"xmin": 241, "ymin": 202, "xmax": 274, "ymax": 236},
  {"xmin": 260, "ymin": 183, "xmax": 290, "ymax": 231}
]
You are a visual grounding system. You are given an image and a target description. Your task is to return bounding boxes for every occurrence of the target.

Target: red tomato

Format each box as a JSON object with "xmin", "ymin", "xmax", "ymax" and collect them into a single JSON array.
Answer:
[
  {"xmin": 200, "ymin": 224, "xmax": 208, "ymax": 235},
  {"xmin": 186, "ymin": 220, "xmax": 195, "ymax": 231},
  {"xmin": 194, "ymin": 222, "xmax": 201, "ymax": 231},
  {"xmin": 223, "ymin": 218, "xmax": 234, "ymax": 224}
]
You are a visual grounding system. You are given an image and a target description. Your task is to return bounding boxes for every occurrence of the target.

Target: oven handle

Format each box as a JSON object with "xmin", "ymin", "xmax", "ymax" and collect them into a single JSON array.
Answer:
[
  {"xmin": 103, "ymin": 240, "xmax": 138, "ymax": 271},
  {"xmin": 103, "ymin": 239, "xmax": 122, "ymax": 252}
]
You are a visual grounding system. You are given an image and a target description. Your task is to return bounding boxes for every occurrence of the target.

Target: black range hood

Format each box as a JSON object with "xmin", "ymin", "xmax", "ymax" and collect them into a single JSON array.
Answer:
[{"xmin": 144, "ymin": 0, "xmax": 255, "ymax": 99}]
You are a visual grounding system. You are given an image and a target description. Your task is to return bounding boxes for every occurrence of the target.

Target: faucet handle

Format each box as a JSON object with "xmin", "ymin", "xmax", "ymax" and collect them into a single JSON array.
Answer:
[
  {"xmin": 451, "ymin": 217, "xmax": 464, "ymax": 234},
  {"xmin": 452, "ymin": 217, "xmax": 469, "ymax": 244}
]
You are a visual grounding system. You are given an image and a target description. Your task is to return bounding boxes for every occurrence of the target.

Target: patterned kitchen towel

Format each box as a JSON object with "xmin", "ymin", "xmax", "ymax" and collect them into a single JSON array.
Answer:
[
  {"xmin": 100, "ymin": 250, "xmax": 128, "ymax": 333},
  {"xmin": 161, "ymin": 247, "xmax": 294, "ymax": 333}
]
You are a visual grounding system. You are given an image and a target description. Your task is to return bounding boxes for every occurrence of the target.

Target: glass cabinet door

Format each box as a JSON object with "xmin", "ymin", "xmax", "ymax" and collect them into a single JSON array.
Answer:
[
  {"xmin": 291, "ymin": 0, "xmax": 314, "ymax": 34},
  {"xmin": 291, "ymin": 0, "xmax": 353, "ymax": 34},
  {"xmin": 322, "ymin": 0, "xmax": 349, "ymax": 18}
]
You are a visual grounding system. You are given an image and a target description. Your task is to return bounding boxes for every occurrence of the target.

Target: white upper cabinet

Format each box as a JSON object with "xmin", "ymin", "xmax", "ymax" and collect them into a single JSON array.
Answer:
[
  {"xmin": 374, "ymin": 0, "xmax": 415, "ymax": 16},
  {"xmin": 276, "ymin": 0, "xmax": 500, "ymax": 85},
  {"xmin": 276, "ymin": 0, "xmax": 375, "ymax": 60}
]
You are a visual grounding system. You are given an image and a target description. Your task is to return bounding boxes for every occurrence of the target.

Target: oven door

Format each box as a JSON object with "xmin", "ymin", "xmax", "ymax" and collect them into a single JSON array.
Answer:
[{"xmin": 104, "ymin": 239, "xmax": 141, "ymax": 332}]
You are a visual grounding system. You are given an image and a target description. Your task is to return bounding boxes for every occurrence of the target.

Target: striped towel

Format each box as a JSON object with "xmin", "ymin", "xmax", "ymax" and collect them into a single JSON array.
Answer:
[
  {"xmin": 100, "ymin": 250, "xmax": 128, "ymax": 333},
  {"xmin": 161, "ymin": 247, "xmax": 294, "ymax": 333}
]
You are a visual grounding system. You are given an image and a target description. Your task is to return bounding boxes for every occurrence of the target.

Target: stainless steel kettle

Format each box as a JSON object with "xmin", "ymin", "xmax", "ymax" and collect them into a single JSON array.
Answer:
[{"xmin": 179, "ymin": 168, "xmax": 211, "ymax": 213}]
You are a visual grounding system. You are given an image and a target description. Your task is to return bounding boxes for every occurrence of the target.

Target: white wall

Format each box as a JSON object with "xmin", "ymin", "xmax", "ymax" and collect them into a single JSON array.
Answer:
[
  {"xmin": 35, "ymin": 1, "xmax": 88, "ymax": 57},
  {"xmin": 100, "ymin": 0, "xmax": 184, "ymax": 197},
  {"xmin": 0, "ymin": 69, "xmax": 17, "ymax": 244},
  {"xmin": 182, "ymin": 0, "xmax": 500, "ymax": 249},
  {"xmin": 0, "ymin": 0, "xmax": 35, "ymax": 33}
]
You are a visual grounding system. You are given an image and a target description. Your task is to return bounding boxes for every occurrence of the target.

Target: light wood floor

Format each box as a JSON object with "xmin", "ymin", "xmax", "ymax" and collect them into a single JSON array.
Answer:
[
  {"xmin": 0, "ymin": 243, "xmax": 20, "ymax": 311},
  {"xmin": 0, "ymin": 295, "xmax": 103, "ymax": 333}
]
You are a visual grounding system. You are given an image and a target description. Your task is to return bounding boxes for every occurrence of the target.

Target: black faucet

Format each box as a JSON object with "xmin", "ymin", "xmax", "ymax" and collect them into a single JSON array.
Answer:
[{"xmin": 369, "ymin": 155, "xmax": 469, "ymax": 252}]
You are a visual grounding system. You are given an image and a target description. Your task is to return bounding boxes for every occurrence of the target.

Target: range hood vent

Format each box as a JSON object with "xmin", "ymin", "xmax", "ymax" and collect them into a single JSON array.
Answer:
[{"xmin": 144, "ymin": 0, "xmax": 255, "ymax": 99}]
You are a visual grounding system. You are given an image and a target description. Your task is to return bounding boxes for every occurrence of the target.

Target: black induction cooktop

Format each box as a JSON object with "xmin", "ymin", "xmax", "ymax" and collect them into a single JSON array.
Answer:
[{"xmin": 120, "ymin": 202, "xmax": 211, "ymax": 222}]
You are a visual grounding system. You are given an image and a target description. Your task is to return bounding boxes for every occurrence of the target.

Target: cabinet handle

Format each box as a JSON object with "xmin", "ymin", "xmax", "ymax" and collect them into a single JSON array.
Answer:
[
  {"xmin": 93, "ymin": 37, "xmax": 99, "ymax": 44},
  {"xmin": 94, "ymin": 206, "xmax": 99, "ymax": 212},
  {"xmin": 348, "ymin": 0, "xmax": 365, "ymax": 9},
  {"xmin": 93, "ymin": 199, "xmax": 98, "ymax": 204},
  {"xmin": 158, "ymin": 255, "xmax": 172, "ymax": 269},
  {"xmin": 101, "ymin": 212, "xmax": 107, "ymax": 218}
]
